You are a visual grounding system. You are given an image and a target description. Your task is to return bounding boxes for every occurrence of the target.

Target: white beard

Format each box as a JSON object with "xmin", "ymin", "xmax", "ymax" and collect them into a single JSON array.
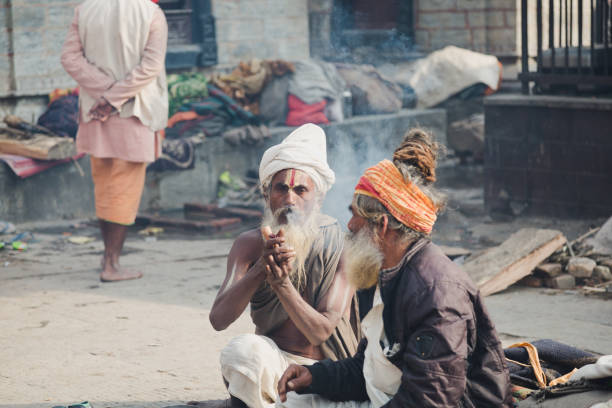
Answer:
[
  {"xmin": 261, "ymin": 205, "xmax": 320, "ymax": 290},
  {"xmin": 344, "ymin": 227, "xmax": 384, "ymax": 290}
]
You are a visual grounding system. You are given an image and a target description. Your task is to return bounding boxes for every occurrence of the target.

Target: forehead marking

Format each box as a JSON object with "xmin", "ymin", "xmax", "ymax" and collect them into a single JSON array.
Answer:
[{"xmin": 290, "ymin": 169, "xmax": 296, "ymax": 187}]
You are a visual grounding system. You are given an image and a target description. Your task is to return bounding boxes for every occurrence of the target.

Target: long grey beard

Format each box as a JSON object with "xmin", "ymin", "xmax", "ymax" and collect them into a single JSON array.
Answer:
[
  {"xmin": 261, "ymin": 206, "xmax": 320, "ymax": 291},
  {"xmin": 344, "ymin": 228, "xmax": 384, "ymax": 290}
]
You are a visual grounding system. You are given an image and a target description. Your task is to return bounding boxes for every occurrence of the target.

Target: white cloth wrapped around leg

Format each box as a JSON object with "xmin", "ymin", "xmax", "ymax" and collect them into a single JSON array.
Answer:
[
  {"xmin": 276, "ymin": 392, "xmax": 371, "ymax": 408},
  {"xmin": 276, "ymin": 287, "xmax": 398, "ymax": 408},
  {"xmin": 220, "ymin": 333, "xmax": 316, "ymax": 408}
]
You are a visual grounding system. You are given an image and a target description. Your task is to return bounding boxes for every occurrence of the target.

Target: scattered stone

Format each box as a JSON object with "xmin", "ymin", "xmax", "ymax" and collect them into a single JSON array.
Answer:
[
  {"xmin": 547, "ymin": 274, "xmax": 576, "ymax": 290},
  {"xmin": 448, "ymin": 113, "xmax": 484, "ymax": 158},
  {"xmin": 536, "ymin": 263, "xmax": 563, "ymax": 277},
  {"xmin": 518, "ymin": 275, "xmax": 544, "ymax": 287},
  {"xmin": 598, "ymin": 258, "xmax": 612, "ymax": 269},
  {"xmin": 585, "ymin": 216, "xmax": 612, "ymax": 256},
  {"xmin": 566, "ymin": 257, "xmax": 597, "ymax": 278},
  {"xmin": 593, "ymin": 265, "xmax": 612, "ymax": 282}
]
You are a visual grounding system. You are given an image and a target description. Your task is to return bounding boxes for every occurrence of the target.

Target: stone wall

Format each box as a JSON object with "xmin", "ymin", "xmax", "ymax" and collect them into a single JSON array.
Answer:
[
  {"xmin": 0, "ymin": 0, "xmax": 310, "ymax": 115},
  {"xmin": 1, "ymin": 0, "xmax": 78, "ymax": 98},
  {"xmin": 212, "ymin": 0, "xmax": 310, "ymax": 66},
  {"xmin": 414, "ymin": 0, "xmax": 518, "ymax": 55},
  {"xmin": 0, "ymin": 0, "xmax": 11, "ymax": 96},
  {"xmin": 0, "ymin": 1, "xmax": 81, "ymax": 120}
]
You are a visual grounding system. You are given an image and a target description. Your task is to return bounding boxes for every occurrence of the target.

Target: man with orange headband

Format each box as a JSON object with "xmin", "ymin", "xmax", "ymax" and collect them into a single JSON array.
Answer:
[
  {"xmin": 277, "ymin": 129, "xmax": 512, "ymax": 407},
  {"xmin": 61, "ymin": 0, "xmax": 167, "ymax": 282}
]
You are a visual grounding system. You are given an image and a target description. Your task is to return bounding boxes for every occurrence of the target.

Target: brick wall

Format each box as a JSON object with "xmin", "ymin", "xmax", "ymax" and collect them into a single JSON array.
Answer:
[
  {"xmin": 212, "ymin": 0, "xmax": 310, "ymax": 66},
  {"xmin": 414, "ymin": 0, "xmax": 518, "ymax": 55}
]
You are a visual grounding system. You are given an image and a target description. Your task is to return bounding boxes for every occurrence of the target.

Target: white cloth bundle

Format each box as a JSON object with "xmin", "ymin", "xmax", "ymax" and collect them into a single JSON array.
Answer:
[
  {"xmin": 259, "ymin": 123, "xmax": 335, "ymax": 193},
  {"xmin": 573, "ymin": 355, "xmax": 612, "ymax": 381}
]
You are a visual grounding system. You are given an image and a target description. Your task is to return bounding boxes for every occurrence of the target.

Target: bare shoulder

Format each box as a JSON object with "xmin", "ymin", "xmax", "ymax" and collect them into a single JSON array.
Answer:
[{"xmin": 230, "ymin": 228, "xmax": 264, "ymax": 263}]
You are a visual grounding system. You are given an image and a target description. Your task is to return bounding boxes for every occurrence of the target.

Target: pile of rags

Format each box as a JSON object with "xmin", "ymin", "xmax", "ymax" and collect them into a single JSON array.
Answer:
[
  {"xmin": 383, "ymin": 46, "xmax": 502, "ymax": 109},
  {"xmin": 167, "ymin": 72, "xmax": 208, "ymax": 117},
  {"xmin": 164, "ymin": 83, "xmax": 263, "ymax": 140},
  {"xmin": 503, "ymin": 340, "xmax": 612, "ymax": 407},
  {"xmin": 259, "ymin": 59, "xmax": 347, "ymax": 126},
  {"xmin": 210, "ymin": 59, "xmax": 295, "ymax": 115},
  {"xmin": 37, "ymin": 88, "xmax": 80, "ymax": 138},
  {"xmin": 335, "ymin": 63, "xmax": 404, "ymax": 115},
  {"xmin": 163, "ymin": 81, "xmax": 271, "ymax": 151}
]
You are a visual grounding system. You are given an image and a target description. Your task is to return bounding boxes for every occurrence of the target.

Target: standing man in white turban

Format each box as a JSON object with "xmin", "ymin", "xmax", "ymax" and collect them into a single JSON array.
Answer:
[{"xmin": 209, "ymin": 124, "xmax": 360, "ymax": 408}]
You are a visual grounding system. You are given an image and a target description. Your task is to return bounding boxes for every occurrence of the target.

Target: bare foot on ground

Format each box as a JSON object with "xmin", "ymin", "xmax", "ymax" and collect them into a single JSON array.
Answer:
[{"xmin": 100, "ymin": 264, "xmax": 143, "ymax": 282}]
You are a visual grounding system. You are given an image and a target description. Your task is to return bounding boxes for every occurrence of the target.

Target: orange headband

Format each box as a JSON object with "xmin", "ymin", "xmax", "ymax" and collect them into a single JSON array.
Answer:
[{"xmin": 354, "ymin": 159, "xmax": 437, "ymax": 234}]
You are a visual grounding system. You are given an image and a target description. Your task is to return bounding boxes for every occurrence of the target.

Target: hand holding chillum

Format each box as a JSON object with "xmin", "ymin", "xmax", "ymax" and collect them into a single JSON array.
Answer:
[{"xmin": 261, "ymin": 226, "xmax": 295, "ymax": 287}]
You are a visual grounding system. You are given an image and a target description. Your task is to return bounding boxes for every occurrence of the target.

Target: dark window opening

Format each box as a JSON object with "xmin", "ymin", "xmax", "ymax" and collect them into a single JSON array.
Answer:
[
  {"xmin": 159, "ymin": 0, "xmax": 217, "ymax": 69},
  {"xmin": 159, "ymin": 0, "xmax": 193, "ymax": 46},
  {"xmin": 330, "ymin": 0, "xmax": 417, "ymax": 63}
]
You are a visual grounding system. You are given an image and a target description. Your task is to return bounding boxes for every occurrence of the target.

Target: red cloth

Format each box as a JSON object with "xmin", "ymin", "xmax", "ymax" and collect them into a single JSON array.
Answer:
[
  {"xmin": 285, "ymin": 94, "xmax": 329, "ymax": 127},
  {"xmin": 0, "ymin": 153, "xmax": 85, "ymax": 178}
]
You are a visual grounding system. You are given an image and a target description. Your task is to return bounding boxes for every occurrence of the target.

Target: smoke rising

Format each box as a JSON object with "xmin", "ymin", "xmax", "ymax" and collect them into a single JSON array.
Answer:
[{"xmin": 321, "ymin": 119, "xmax": 412, "ymax": 227}]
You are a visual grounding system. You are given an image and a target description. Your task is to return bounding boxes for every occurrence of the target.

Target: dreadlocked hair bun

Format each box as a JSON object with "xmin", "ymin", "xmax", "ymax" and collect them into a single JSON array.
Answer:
[
  {"xmin": 392, "ymin": 128, "xmax": 443, "ymax": 185},
  {"xmin": 352, "ymin": 128, "xmax": 446, "ymax": 240}
]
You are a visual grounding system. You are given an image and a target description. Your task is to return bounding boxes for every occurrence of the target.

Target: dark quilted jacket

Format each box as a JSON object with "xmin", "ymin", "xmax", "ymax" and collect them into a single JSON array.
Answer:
[{"xmin": 304, "ymin": 239, "xmax": 513, "ymax": 407}]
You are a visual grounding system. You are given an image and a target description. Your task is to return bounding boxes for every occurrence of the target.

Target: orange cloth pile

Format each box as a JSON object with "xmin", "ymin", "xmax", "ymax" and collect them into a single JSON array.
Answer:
[{"xmin": 354, "ymin": 159, "xmax": 437, "ymax": 234}]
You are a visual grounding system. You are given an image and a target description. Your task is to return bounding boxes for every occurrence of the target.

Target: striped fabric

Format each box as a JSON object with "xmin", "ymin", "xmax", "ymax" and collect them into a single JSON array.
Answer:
[{"xmin": 354, "ymin": 159, "xmax": 437, "ymax": 234}]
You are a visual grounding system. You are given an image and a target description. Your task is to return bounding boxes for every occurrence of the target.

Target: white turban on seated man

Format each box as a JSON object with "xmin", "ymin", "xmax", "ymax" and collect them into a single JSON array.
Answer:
[
  {"xmin": 259, "ymin": 123, "xmax": 335, "ymax": 194},
  {"xmin": 208, "ymin": 123, "xmax": 360, "ymax": 408}
]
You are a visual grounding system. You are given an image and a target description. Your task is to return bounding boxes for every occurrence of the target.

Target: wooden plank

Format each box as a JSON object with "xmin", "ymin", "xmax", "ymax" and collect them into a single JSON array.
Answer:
[
  {"xmin": 136, "ymin": 213, "xmax": 242, "ymax": 231},
  {"xmin": 4, "ymin": 115, "xmax": 55, "ymax": 136},
  {"xmin": 184, "ymin": 202, "xmax": 262, "ymax": 219},
  {"xmin": 0, "ymin": 132, "xmax": 76, "ymax": 160},
  {"xmin": 463, "ymin": 228, "xmax": 567, "ymax": 296}
]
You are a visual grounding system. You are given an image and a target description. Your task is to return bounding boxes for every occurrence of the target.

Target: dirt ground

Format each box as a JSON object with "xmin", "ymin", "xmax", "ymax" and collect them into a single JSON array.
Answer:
[{"xmin": 1, "ymin": 202, "xmax": 611, "ymax": 408}]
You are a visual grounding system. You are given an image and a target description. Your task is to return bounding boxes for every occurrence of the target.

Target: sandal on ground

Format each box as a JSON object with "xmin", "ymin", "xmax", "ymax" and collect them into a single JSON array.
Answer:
[
  {"xmin": 52, "ymin": 401, "xmax": 93, "ymax": 408},
  {"xmin": 0, "ymin": 221, "xmax": 15, "ymax": 234}
]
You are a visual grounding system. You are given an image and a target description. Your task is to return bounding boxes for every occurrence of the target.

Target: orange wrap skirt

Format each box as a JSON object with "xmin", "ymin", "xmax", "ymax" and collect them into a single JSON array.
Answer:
[{"xmin": 90, "ymin": 157, "xmax": 147, "ymax": 225}]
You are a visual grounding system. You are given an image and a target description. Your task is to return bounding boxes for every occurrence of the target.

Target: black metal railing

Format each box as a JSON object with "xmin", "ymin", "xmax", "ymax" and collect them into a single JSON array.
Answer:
[{"xmin": 520, "ymin": 0, "xmax": 612, "ymax": 94}]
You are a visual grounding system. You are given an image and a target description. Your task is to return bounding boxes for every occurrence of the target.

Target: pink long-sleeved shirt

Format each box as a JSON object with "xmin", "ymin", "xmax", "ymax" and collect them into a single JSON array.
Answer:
[{"xmin": 61, "ymin": 7, "xmax": 167, "ymax": 163}]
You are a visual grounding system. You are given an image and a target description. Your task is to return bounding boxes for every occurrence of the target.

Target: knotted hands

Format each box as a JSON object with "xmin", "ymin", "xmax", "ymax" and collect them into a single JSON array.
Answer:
[{"xmin": 89, "ymin": 98, "xmax": 116, "ymax": 122}]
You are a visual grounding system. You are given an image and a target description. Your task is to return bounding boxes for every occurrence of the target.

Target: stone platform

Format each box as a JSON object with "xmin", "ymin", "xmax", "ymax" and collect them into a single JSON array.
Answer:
[{"xmin": 0, "ymin": 109, "xmax": 446, "ymax": 223}]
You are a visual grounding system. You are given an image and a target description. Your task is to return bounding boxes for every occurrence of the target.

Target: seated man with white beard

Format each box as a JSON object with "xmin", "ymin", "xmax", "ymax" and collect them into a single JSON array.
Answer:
[
  {"xmin": 209, "ymin": 123, "xmax": 360, "ymax": 408},
  {"xmin": 277, "ymin": 129, "xmax": 512, "ymax": 408}
]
